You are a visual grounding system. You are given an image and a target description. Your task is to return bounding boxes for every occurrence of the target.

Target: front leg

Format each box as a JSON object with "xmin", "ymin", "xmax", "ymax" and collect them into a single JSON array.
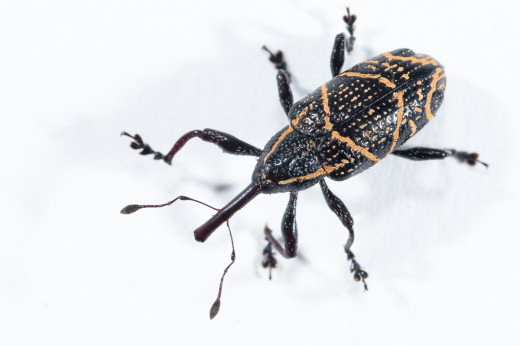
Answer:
[
  {"xmin": 319, "ymin": 179, "xmax": 368, "ymax": 290},
  {"xmin": 262, "ymin": 46, "xmax": 294, "ymax": 116},
  {"xmin": 264, "ymin": 192, "xmax": 298, "ymax": 259},
  {"xmin": 121, "ymin": 129, "xmax": 263, "ymax": 165},
  {"xmin": 392, "ymin": 147, "xmax": 488, "ymax": 167}
]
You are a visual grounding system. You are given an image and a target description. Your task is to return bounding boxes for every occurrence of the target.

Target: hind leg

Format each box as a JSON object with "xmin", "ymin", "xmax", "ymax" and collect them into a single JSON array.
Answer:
[
  {"xmin": 121, "ymin": 129, "xmax": 263, "ymax": 165},
  {"xmin": 392, "ymin": 147, "xmax": 488, "ymax": 167},
  {"xmin": 319, "ymin": 179, "xmax": 368, "ymax": 290}
]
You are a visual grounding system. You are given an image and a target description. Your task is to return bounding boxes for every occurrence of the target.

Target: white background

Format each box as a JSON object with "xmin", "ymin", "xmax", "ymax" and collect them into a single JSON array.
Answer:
[{"xmin": 1, "ymin": 0, "xmax": 519, "ymax": 345}]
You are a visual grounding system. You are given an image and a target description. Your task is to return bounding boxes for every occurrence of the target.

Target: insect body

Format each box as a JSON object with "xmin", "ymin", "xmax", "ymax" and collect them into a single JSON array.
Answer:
[
  {"xmin": 121, "ymin": 8, "xmax": 484, "ymax": 318},
  {"xmin": 257, "ymin": 49, "xmax": 446, "ymax": 191}
]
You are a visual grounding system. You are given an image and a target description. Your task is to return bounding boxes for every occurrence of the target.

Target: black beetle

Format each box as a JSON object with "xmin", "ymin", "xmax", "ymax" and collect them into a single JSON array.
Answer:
[{"xmin": 121, "ymin": 7, "xmax": 485, "ymax": 318}]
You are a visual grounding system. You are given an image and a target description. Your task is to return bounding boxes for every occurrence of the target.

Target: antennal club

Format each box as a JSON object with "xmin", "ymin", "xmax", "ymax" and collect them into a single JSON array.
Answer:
[
  {"xmin": 209, "ymin": 220, "xmax": 235, "ymax": 319},
  {"xmin": 120, "ymin": 195, "xmax": 236, "ymax": 319}
]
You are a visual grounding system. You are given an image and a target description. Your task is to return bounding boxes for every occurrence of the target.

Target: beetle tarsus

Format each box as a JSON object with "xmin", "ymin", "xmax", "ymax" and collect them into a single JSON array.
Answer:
[
  {"xmin": 121, "ymin": 131, "xmax": 168, "ymax": 163},
  {"xmin": 343, "ymin": 7, "xmax": 357, "ymax": 54},
  {"xmin": 348, "ymin": 252, "xmax": 369, "ymax": 291},
  {"xmin": 451, "ymin": 150, "xmax": 489, "ymax": 168},
  {"xmin": 262, "ymin": 45, "xmax": 291, "ymax": 82},
  {"xmin": 261, "ymin": 236, "xmax": 278, "ymax": 280}
]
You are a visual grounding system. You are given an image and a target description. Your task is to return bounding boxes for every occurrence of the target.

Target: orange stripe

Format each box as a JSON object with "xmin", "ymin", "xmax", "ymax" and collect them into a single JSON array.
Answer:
[
  {"xmin": 263, "ymin": 126, "xmax": 292, "ymax": 164},
  {"xmin": 291, "ymin": 108, "xmax": 308, "ymax": 127},
  {"xmin": 278, "ymin": 159, "xmax": 353, "ymax": 185},
  {"xmin": 320, "ymin": 85, "xmax": 333, "ymax": 130},
  {"xmin": 278, "ymin": 167, "xmax": 326, "ymax": 185},
  {"xmin": 338, "ymin": 71, "xmax": 396, "ymax": 89},
  {"xmin": 382, "ymin": 52, "xmax": 438, "ymax": 66},
  {"xmin": 409, "ymin": 120, "xmax": 417, "ymax": 138},
  {"xmin": 388, "ymin": 91, "xmax": 405, "ymax": 153},
  {"xmin": 331, "ymin": 131, "xmax": 381, "ymax": 162},
  {"xmin": 425, "ymin": 68, "xmax": 444, "ymax": 121}
]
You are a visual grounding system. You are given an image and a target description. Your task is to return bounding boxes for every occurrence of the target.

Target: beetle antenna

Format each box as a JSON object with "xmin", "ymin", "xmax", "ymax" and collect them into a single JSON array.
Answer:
[
  {"xmin": 120, "ymin": 195, "xmax": 217, "ymax": 214},
  {"xmin": 121, "ymin": 195, "xmax": 236, "ymax": 319},
  {"xmin": 209, "ymin": 220, "xmax": 236, "ymax": 319}
]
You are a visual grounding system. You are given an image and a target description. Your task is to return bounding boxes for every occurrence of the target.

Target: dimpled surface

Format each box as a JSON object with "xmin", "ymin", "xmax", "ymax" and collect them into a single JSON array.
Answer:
[
  {"xmin": 289, "ymin": 48, "xmax": 446, "ymax": 181},
  {"xmin": 254, "ymin": 49, "xmax": 446, "ymax": 191}
]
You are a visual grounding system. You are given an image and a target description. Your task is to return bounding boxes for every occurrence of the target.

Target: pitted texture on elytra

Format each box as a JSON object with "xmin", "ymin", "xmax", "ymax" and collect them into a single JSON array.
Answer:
[{"xmin": 282, "ymin": 48, "xmax": 445, "ymax": 182}]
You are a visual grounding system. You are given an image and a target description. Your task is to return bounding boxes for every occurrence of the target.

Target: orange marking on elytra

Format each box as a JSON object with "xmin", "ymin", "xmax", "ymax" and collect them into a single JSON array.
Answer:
[
  {"xmin": 278, "ymin": 167, "xmax": 326, "ymax": 185},
  {"xmin": 263, "ymin": 126, "xmax": 293, "ymax": 164},
  {"xmin": 409, "ymin": 120, "xmax": 417, "ymax": 138},
  {"xmin": 388, "ymin": 91, "xmax": 405, "ymax": 154},
  {"xmin": 291, "ymin": 108, "xmax": 308, "ymax": 127},
  {"xmin": 320, "ymin": 85, "xmax": 334, "ymax": 131},
  {"xmin": 278, "ymin": 157, "xmax": 354, "ymax": 185},
  {"xmin": 331, "ymin": 132, "xmax": 381, "ymax": 162},
  {"xmin": 382, "ymin": 62, "xmax": 398, "ymax": 69},
  {"xmin": 425, "ymin": 68, "xmax": 444, "ymax": 121},
  {"xmin": 338, "ymin": 71, "xmax": 396, "ymax": 89},
  {"xmin": 382, "ymin": 52, "xmax": 438, "ymax": 66}
]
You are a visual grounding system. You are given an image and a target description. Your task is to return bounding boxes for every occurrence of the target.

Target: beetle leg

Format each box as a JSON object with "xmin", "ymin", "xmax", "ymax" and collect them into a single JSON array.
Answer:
[
  {"xmin": 330, "ymin": 33, "xmax": 346, "ymax": 77},
  {"xmin": 264, "ymin": 192, "xmax": 298, "ymax": 259},
  {"xmin": 121, "ymin": 129, "xmax": 263, "ymax": 165},
  {"xmin": 275, "ymin": 70, "xmax": 293, "ymax": 115},
  {"xmin": 262, "ymin": 46, "xmax": 294, "ymax": 115},
  {"xmin": 392, "ymin": 147, "xmax": 488, "ymax": 167},
  {"xmin": 319, "ymin": 179, "xmax": 368, "ymax": 290}
]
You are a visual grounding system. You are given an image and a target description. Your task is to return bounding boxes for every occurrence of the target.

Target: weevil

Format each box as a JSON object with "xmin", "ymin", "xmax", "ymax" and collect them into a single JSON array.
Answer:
[{"xmin": 121, "ymin": 7, "xmax": 486, "ymax": 318}]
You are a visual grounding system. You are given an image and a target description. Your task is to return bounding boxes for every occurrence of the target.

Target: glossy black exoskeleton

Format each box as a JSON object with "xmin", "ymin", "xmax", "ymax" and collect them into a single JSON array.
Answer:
[{"xmin": 121, "ymin": 7, "xmax": 486, "ymax": 318}]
